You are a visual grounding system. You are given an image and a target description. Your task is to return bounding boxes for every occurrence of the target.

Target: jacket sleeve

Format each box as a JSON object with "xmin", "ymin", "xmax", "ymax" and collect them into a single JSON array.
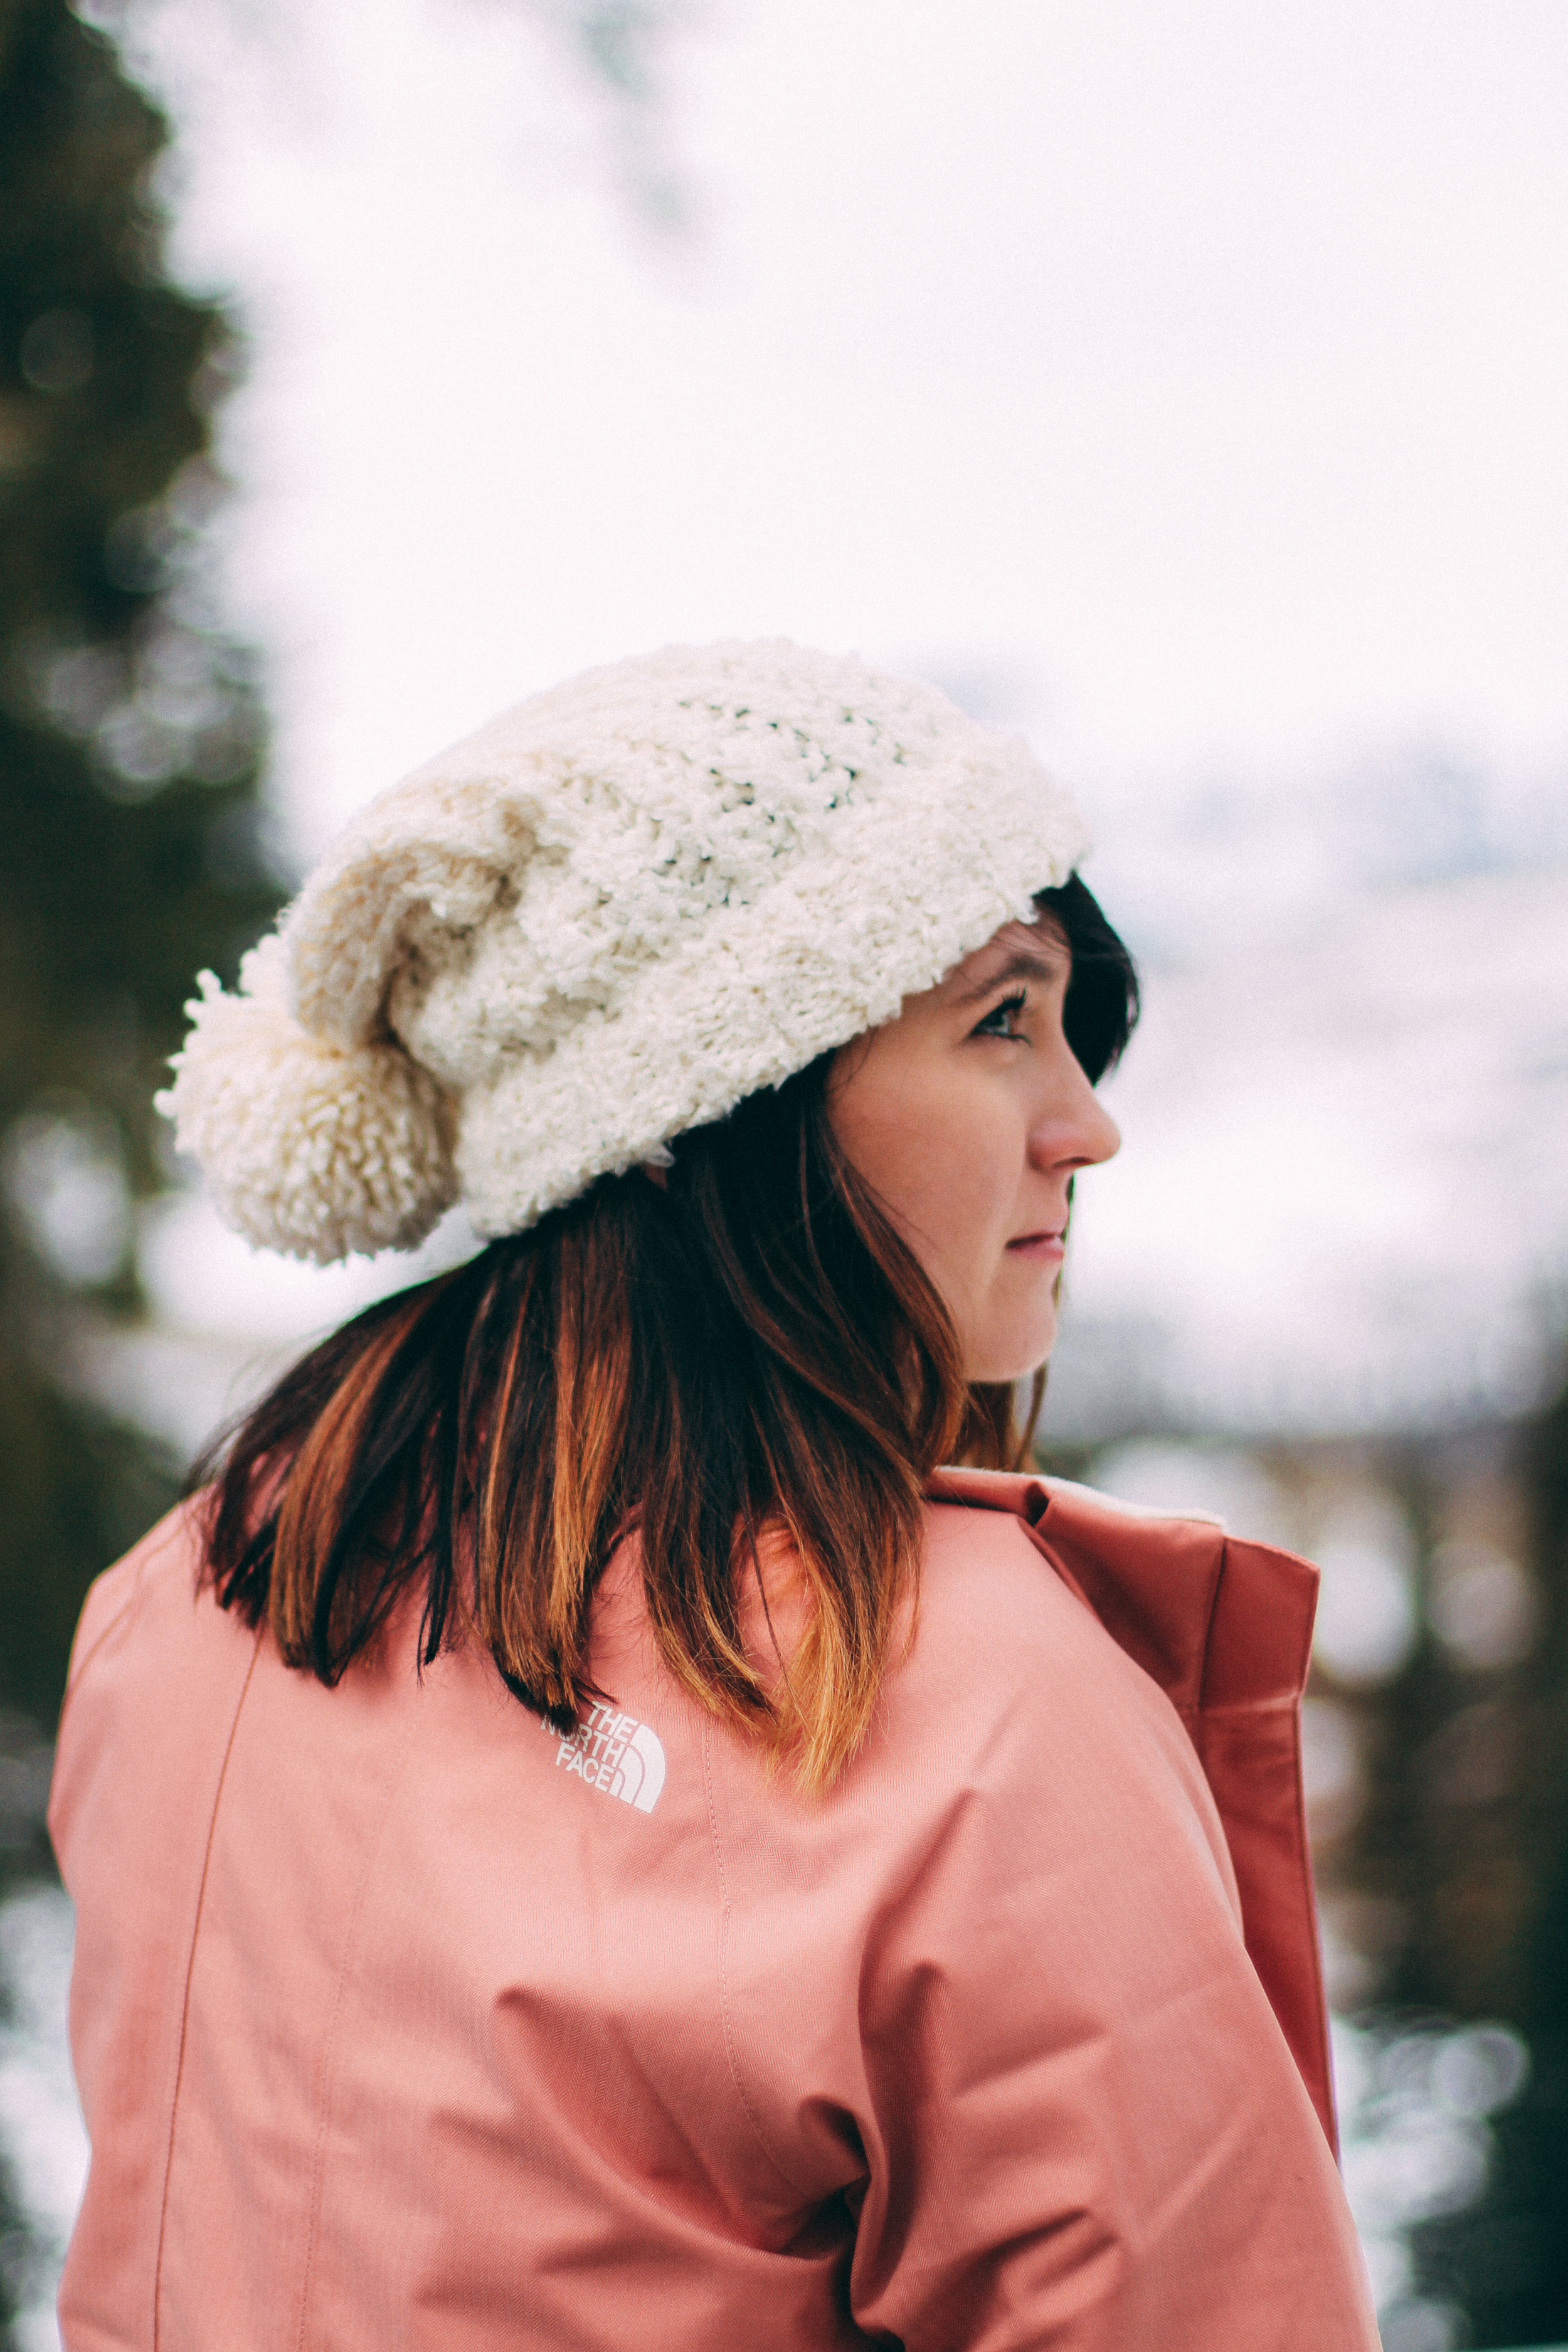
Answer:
[{"xmin": 842, "ymin": 1617, "xmax": 1375, "ymax": 2351}]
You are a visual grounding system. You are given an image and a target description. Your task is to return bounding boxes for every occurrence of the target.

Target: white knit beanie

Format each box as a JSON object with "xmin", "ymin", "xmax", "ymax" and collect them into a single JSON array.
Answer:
[{"xmin": 160, "ymin": 640, "xmax": 1090, "ymax": 1264}]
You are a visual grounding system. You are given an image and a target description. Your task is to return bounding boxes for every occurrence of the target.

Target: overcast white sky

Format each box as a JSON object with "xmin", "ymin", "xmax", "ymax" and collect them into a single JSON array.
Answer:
[{"xmin": 132, "ymin": 0, "xmax": 1568, "ymax": 855}]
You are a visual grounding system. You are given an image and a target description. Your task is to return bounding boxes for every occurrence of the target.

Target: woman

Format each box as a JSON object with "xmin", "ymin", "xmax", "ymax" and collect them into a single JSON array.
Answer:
[{"xmin": 50, "ymin": 642, "xmax": 1378, "ymax": 2348}]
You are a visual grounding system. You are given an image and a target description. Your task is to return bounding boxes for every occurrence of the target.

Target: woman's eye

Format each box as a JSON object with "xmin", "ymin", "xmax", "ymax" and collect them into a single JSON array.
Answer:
[{"xmin": 972, "ymin": 990, "xmax": 1027, "ymax": 1041}]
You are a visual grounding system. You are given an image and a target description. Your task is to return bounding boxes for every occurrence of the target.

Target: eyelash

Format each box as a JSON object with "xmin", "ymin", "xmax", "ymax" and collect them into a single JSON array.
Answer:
[{"xmin": 972, "ymin": 988, "xmax": 1028, "ymax": 1041}]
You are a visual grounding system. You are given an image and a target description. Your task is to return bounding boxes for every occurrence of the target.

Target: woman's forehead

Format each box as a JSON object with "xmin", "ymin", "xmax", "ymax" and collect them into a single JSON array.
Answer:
[
  {"xmin": 1001, "ymin": 909, "xmax": 1069, "ymax": 953},
  {"xmin": 939, "ymin": 911, "xmax": 1069, "ymax": 997}
]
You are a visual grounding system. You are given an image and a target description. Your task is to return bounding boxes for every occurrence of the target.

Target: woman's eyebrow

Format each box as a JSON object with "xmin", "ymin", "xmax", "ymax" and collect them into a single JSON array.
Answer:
[{"xmin": 951, "ymin": 946, "xmax": 1067, "ymax": 1007}]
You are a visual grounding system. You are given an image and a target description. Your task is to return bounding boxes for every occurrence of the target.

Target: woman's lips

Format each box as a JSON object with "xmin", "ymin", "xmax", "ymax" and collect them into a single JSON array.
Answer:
[{"xmin": 1005, "ymin": 1229, "xmax": 1066, "ymax": 1261}]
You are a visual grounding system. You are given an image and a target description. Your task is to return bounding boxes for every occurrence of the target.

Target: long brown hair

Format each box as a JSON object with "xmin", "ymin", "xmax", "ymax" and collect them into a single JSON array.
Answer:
[{"xmin": 197, "ymin": 877, "xmax": 1138, "ymax": 1788}]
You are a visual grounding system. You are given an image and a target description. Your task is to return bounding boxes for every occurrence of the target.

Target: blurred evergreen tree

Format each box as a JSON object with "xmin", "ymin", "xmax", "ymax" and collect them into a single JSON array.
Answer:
[
  {"xmin": 0, "ymin": 0, "xmax": 283, "ymax": 1731},
  {"xmin": 1322, "ymin": 1380, "xmax": 1568, "ymax": 2347},
  {"xmin": 1422, "ymin": 1370, "xmax": 1568, "ymax": 2349}
]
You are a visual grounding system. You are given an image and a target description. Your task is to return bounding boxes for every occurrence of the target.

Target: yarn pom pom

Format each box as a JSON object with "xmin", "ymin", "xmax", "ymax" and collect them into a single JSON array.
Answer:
[{"xmin": 156, "ymin": 936, "xmax": 456, "ymax": 1264}]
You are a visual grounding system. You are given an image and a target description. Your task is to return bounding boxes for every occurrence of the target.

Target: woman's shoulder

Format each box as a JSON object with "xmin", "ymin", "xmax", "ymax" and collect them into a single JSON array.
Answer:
[
  {"xmin": 61, "ymin": 1494, "xmax": 216, "ymax": 1697},
  {"xmin": 918, "ymin": 1465, "xmax": 1316, "ymax": 1728},
  {"xmin": 51, "ymin": 1491, "xmax": 252, "ymax": 1852},
  {"xmin": 916, "ymin": 1478, "xmax": 1090, "ymax": 1686},
  {"xmin": 892, "ymin": 1468, "xmax": 1310, "ymax": 1912},
  {"xmin": 903, "ymin": 1473, "xmax": 1222, "ymax": 1792}
]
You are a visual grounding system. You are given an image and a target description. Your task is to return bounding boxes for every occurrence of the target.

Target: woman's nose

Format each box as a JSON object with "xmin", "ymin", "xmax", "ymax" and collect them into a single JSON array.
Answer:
[{"xmin": 1029, "ymin": 1063, "xmax": 1121, "ymax": 1172}]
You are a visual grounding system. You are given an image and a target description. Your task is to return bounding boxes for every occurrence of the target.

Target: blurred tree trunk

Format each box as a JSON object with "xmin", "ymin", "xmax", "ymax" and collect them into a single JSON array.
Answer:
[
  {"xmin": 1320, "ymin": 1378, "xmax": 1568, "ymax": 2346},
  {"xmin": 0, "ymin": 0, "xmax": 283, "ymax": 1732},
  {"xmin": 1427, "ymin": 1372, "xmax": 1568, "ymax": 2348}
]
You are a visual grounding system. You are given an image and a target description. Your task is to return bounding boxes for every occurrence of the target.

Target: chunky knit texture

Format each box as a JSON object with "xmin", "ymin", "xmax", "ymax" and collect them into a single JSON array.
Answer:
[{"xmin": 161, "ymin": 641, "xmax": 1090, "ymax": 1262}]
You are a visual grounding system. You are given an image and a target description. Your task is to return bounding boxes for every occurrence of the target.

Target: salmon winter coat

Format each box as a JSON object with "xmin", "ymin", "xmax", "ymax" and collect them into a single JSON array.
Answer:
[{"xmin": 50, "ymin": 1466, "xmax": 1379, "ymax": 2350}]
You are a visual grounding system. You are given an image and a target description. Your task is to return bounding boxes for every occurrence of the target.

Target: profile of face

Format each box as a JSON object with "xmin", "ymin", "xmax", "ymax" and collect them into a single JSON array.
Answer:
[{"xmin": 827, "ymin": 915, "xmax": 1121, "ymax": 1384}]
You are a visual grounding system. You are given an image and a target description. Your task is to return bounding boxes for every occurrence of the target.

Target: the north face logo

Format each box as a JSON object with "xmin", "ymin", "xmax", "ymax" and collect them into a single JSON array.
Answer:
[{"xmin": 546, "ymin": 1699, "xmax": 666, "ymax": 1814}]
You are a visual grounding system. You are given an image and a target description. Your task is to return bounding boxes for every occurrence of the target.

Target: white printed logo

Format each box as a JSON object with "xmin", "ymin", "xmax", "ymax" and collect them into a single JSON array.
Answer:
[{"xmin": 546, "ymin": 1698, "xmax": 666, "ymax": 1814}]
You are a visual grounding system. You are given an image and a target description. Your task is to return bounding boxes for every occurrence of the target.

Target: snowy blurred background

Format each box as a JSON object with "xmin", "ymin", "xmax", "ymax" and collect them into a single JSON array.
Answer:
[{"xmin": 2, "ymin": 3, "xmax": 1566, "ymax": 2346}]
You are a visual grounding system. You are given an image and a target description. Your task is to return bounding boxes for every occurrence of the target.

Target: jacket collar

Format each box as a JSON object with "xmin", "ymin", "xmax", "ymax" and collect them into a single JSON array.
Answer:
[{"xmin": 926, "ymin": 1465, "xmax": 1338, "ymax": 2155}]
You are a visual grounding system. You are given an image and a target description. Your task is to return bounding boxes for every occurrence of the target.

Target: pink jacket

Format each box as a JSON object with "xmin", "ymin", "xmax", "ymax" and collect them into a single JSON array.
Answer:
[{"xmin": 50, "ymin": 1467, "xmax": 1378, "ymax": 2349}]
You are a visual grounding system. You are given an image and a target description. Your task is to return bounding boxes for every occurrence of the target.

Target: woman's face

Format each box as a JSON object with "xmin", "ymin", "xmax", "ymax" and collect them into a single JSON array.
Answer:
[{"xmin": 827, "ymin": 914, "xmax": 1121, "ymax": 1383}]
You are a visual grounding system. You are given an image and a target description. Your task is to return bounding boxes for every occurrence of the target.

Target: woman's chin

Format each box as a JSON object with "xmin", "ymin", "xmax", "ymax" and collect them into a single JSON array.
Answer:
[{"xmin": 965, "ymin": 1305, "xmax": 1058, "ymax": 1387}]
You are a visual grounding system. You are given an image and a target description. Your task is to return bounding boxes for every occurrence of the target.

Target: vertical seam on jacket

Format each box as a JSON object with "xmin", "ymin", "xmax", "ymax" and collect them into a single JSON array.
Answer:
[
  {"xmin": 1275, "ymin": 1651, "xmax": 1339, "ymax": 2158},
  {"xmin": 151, "ymin": 1625, "xmax": 263, "ymax": 2351},
  {"xmin": 1295, "ymin": 1761, "xmax": 1340, "ymax": 2159},
  {"xmin": 292, "ymin": 1708, "xmax": 423, "ymax": 2352},
  {"xmin": 700, "ymin": 1717, "xmax": 808, "ymax": 2200},
  {"xmin": 1216, "ymin": 1534, "xmax": 1339, "ymax": 2161},
  {"xmin": 1191, "ymin": 1525, "xmax": 1229, "ymax": 1714},
  {"xmin": 1271, "ymin": 1586, "xmax": 1340, "ymax": 2162}
]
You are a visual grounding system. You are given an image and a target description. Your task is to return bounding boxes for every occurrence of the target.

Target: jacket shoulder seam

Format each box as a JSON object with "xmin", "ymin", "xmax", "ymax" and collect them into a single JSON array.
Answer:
[{"xmin": 151, "ymin": 1625, "xmax": 263, "ymax": 2348}]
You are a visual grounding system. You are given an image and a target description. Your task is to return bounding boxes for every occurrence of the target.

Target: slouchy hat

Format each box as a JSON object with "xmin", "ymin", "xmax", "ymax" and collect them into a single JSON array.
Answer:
[{"xmin": 161, "ymin": 640, "xmax": 1090, "ymax": 1263}]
